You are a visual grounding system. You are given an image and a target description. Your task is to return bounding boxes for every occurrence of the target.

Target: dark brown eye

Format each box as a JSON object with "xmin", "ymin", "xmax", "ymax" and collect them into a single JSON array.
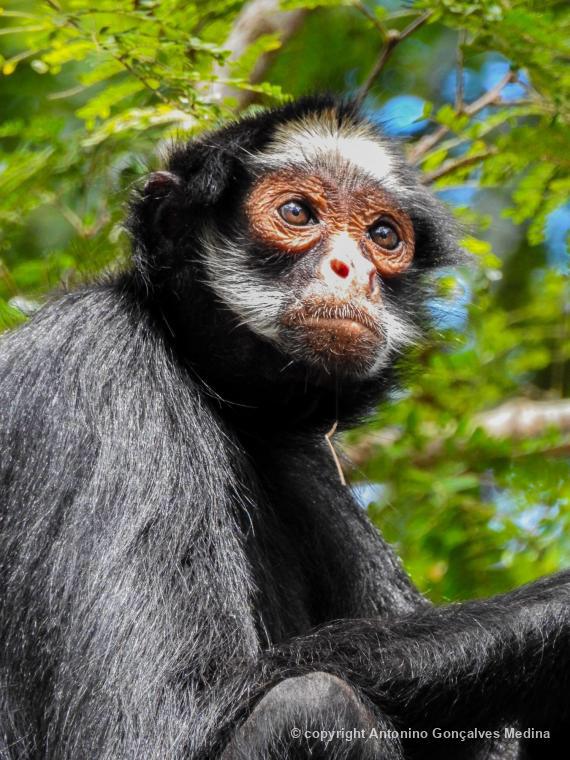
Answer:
[
  {"xmin": 278, "ymin": 200, "xmax": 313, "ymax": 226},
  {"xmin": 369, "ymin": 221, "xmax": 400, "ymax": 251}
]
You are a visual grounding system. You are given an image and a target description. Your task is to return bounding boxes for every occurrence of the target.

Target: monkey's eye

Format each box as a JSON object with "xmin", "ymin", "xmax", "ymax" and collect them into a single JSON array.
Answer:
[
  {"xmin": 278, "ymin": 200, "xmax": 314, "ymax": 226},
  {"xmin": 369, "ymin": 221, "xmax": 400, "ymax": 251}
]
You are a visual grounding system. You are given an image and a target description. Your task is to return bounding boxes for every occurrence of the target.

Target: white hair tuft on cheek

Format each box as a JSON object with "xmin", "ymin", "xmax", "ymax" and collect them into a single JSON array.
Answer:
[
  {"xmin": 381, "ymin": 308, "xmax": 420, "ymax": 354},
  {"xmin": 199, "ymin": 230, "xmax": 286, "ymax": 341},
  {"xmin": 355, "ymin": 301, "xmax": 419, "ymax": 378}
]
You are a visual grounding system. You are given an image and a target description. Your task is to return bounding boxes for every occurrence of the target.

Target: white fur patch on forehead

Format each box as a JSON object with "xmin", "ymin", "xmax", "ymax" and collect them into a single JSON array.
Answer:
[{"xmin": 253, "ymin": 111, "xmax": 395, "ymax": 188}]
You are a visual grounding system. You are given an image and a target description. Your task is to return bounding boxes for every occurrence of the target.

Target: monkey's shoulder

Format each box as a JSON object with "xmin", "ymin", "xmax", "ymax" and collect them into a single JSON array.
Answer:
[
  {"xmin": 0, "ymin": 281, "xmax": 207, "ymax": 437},
  {"xmin": 0, "ymin": 281, "xmax": 244, "ymax": 525}
]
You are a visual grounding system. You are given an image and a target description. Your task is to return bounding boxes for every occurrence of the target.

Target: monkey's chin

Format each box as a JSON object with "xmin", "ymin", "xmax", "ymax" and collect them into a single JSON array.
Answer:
[{"xmin": 282, "ymin": 318, "xmax": 385, "ymax": 378}]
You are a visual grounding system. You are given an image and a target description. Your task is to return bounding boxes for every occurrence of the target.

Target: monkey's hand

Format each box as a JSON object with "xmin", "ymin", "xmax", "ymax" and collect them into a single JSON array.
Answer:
[{"xmin": 221, "ymin": 671, "xmax": 402, "ymax": 760}]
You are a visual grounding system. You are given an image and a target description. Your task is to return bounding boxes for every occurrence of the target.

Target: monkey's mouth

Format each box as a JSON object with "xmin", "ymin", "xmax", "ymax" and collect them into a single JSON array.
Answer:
[
  {"xmin": 281, "ymin": 303, "xmax": 383, "ymax": 366},
  {"xmin": 283, "ymin": 303, "xmax": 381, "ymax": 336}
]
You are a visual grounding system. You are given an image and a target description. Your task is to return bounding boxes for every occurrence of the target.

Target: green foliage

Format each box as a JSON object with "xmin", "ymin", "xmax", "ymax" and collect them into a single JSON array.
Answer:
[
  {"xmin": 349, "ymin": 268, "xmax": 570, "ymax": 601},
  {"xmin": 0, "ymin": 0, "xmax": 275, "ymax": 315},
  {"xmin": 1, "ymin": 0, "xmax": 568, "ymax": 601}
]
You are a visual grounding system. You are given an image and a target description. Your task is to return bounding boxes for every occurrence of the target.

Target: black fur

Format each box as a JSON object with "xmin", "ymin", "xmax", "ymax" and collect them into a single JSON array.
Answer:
[{"xmin": 1, "ymin": 97, "xmax": 568, "ymax": 760}]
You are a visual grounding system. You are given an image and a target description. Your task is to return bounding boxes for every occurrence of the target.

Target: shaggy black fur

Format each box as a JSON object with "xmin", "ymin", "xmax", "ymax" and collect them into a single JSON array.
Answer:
[{"xmin": 1, "ymin": 96, "xmax": 568, "ymax": 760}]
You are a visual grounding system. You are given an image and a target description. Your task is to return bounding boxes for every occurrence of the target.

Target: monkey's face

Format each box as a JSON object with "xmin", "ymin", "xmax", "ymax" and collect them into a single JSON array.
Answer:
[
  {"xmin": 243, "ymin": 168, "xmax": 416, "ymax": 377},
  {"xmin": 201, "ymin": 114, "xmax": 422, "ymax": 380}
]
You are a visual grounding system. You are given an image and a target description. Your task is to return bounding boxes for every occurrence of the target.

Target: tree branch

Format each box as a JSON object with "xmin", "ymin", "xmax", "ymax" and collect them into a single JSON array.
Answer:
[
  {"xmin": 409, "ymin": 70, "xmax": 516, "ymax": 163},
  {"xmin": 421, "ymin": 147, "xmax": 497, "ymax": 184},
  {"xmin": 354, "ymin": 11, "xmax": 432, "ymax": 109},
  {"xmin": 354, "ymin": 1, "xmax": 388, "ymax": 40},
  {"xmin": 474, "ymin": 398, "xmax": 570, "ymax": 440},
  {"xmin": 210, "ymin": 0, "xmax": 307, "ymax": 110},
  {"xmin": 346, "ymin": 398, "xmax": 570, "ymax": 469}
]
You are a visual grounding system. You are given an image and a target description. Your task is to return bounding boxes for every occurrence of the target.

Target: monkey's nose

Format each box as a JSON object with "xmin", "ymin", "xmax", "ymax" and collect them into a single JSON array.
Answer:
[
  {"xmin": 330, "ymin": 259, "xmax": 350, "ymax": 279},
  {"xmin": 326, "ymin": 255, "xmax": 379, "ymax": 299}
]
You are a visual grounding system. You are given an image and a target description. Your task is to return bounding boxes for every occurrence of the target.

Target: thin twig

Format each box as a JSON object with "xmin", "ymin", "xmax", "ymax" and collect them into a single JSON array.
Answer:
[
  {"xmin": 464, "ymin": 70, "xmax": 516, "ymax": 116},
  {"xmin": 410, "ymin": 70, "xmax": 516, "ymax": 163},
  {"xmin": 397, "ymin": 10, "xmax": 433, "ymax": 42},
  {"xmin": 354, "ymin": 1, "xmax": 388, "ymax": 40},
  {"xmin": 422, "ymin": 147, "xmax": 498, "ymax": 184},
  {"xmin": 45, "ymin": 0, "xmax": 168, "ymax": 103},
  {"xmin": 116, "ymin": 55, "xmax": 169, "ymax": 103},
  {"xmin": 325, "ymin": 421, "xmax": 347, "ymax": 487},
  {"xmin": 415, "ymin": 100, "xmax": 543, "ymax": 157},
  {"xmin": 355, "ymin": 11, "xmax": 432, "ymax": 108},
  {"xmin": 354, "ymin": 32, "xmax": 399, "ymax": 108}
]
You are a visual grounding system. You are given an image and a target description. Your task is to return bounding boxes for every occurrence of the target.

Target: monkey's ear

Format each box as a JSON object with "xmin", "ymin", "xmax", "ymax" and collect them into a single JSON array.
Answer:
[
  {"xmin": 167, "ymin": 141, "xmax": 238, "ymax": 208},
  {"xmin": 143, "ymin": 170, "xmax": 181, "ymax": 199},
  {"xmin": 135, "ymin": 169, "xmax": 187, "ymax": 244},
  {"xmin": 128, "ymin": 143, "xmax": 238, "ymax": 268}
]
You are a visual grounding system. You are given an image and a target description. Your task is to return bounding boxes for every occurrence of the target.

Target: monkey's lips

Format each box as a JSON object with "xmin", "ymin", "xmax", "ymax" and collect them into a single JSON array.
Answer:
[
  {"xmin": 281, "ymin": 304, "xmax": 383, "ymax": 366},
  {"xmin": 302, "ymin": 315, "xmax": 377, "ymax": 338}
]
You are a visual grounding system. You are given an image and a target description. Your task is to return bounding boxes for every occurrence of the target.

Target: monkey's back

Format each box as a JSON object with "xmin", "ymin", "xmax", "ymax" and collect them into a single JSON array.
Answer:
[{"xmin": 0, "ymin": 282, "xmax": 268, "ymax": 758}]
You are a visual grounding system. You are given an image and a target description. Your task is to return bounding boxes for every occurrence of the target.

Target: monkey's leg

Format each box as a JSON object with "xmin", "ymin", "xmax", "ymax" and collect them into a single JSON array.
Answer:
[{"xmin": 221, "ymin": 672, "xmax": 402, "ymax": 760}]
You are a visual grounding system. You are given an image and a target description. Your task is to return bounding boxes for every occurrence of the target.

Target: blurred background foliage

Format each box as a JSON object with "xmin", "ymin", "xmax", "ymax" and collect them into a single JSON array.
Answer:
[{"xmin": 1, "ymin": 0, "xmax": 569, "ymax": 603}]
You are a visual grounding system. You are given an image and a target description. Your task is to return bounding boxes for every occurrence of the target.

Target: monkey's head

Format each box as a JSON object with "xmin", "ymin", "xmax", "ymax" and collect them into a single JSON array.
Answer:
[{"xmin": 130, "ymin": 97, "xmax": 459, "ymax": 423}]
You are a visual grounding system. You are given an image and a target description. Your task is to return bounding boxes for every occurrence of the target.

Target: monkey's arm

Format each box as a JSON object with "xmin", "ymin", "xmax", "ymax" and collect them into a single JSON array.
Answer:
[{"xmin": 261, "ymin": 570, "xmax": 570, "ymax": 733}]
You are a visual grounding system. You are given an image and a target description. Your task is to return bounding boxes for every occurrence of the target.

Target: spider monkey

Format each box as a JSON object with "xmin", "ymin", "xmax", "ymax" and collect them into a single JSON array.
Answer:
[{"xmin": 0, "ymin": 96, "xmax": 568, "ymax": 760}]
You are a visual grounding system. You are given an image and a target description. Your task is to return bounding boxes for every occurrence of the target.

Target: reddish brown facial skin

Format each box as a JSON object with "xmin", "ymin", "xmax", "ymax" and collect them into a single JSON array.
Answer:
[
  {"xmin": 244, "ymin": 168, "xmax": 415, "ymax": 372},
  {"xmin": 245, "ymin": 169, "xmax": 415, "ymax": 277}
]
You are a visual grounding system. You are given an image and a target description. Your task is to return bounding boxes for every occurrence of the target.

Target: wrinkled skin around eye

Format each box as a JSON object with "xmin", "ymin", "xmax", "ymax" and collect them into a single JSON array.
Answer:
[{"xmin": 245, "ymin": 170, "xmax": 415, "ymax": 271}]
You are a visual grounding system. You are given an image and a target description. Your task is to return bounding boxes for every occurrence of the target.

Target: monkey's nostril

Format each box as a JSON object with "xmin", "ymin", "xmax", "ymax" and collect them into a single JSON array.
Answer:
[
  {"xmin": 369, "ymin": 270, "xmax": 379, "ymax": 296},
  {"xmin": 330, "ymin": 259, "xmax": 350, "ymax": 279}
]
